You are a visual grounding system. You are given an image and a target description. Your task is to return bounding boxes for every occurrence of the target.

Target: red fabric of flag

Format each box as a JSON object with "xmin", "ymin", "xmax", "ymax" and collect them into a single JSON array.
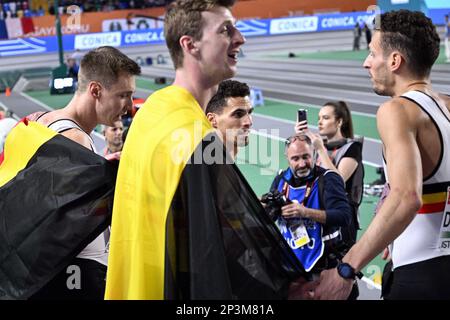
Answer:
[{"xmin": 20, "ymin": 17, "xmax": 34, "ymax": 34}]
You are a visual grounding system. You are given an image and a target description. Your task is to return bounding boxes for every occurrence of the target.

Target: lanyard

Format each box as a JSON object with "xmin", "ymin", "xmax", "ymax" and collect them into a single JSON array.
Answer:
[{"xmin": 282, "ymin": 180, "xmax": 314, "ymax": 206}]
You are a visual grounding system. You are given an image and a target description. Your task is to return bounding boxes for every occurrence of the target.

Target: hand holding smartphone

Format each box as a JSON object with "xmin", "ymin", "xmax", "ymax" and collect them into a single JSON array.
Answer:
[{"xmin": 295, "ymin": 109, "xmax": 308, "ymax": 134}]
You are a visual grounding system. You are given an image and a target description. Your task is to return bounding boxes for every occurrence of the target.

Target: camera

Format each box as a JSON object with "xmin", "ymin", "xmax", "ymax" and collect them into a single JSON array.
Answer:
[{"xmin": 261, "ymin": 190, "xmax": 291, "ymax": 221}]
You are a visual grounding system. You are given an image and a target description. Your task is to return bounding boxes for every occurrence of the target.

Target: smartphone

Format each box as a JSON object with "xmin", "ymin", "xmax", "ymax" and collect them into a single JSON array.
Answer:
[{"xmin": 297, "ymin": 109, "xmax": 307, "ymax": 122}]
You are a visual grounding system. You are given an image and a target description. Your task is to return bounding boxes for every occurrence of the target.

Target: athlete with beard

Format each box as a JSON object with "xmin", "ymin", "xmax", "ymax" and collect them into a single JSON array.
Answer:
[{"xmin": 313, "ymin": 10, "xmax": 450, "ymax": 300}]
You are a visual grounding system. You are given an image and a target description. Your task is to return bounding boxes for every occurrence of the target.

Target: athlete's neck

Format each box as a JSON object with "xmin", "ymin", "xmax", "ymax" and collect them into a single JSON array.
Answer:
[{"xmin": 396, "ymin": 80, "xmax": 430, "ymax": 97}]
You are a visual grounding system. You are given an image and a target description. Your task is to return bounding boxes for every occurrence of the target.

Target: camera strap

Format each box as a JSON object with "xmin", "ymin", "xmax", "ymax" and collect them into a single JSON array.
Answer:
[
  {"xmin": 282, "ymin": 181, "xmax": 289, "ymax": 199},
  {"xmin": 301, "ymin": 181, "xmax": 313, "ymax": 206},
  {"xmin": 282, "ymin": 180, "xmax": 313, "ymax": 206},
  {"xmin": 302, "ymin": 167, "xmax": 323, "ymax": 205}
]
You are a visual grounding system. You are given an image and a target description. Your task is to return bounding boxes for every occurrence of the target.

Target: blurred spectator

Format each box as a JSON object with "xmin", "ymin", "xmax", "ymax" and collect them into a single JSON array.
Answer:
[
  {"xmin": 9, "ymin": 2, "xmax": 17, "ymax": 18},
  {"xmin": 66, "ymin": 57, "xmax": 79, "ymax": 81},
  {"xmin": 363, "ymin": 22, "xmax": 372, "ymax": 49},
  {"xmin": 109, "ymin": 21, "xmax": 122, "ymax": 31},
  {"xmin": 70, "ymin": 49, "xmax": 85, "ymax": 66},
  {"xmin": 102, "ymin": 120, "xmax": 124, "ymax": 161},
  {"xmin": 352, "ymin": 22, "xmax": 361, "ymax": 51},
  {"xmin": 126, "ymin": 12, "xmax": 134, "ymax": 30},
  {"xmin": 118, "ymin": 1, "xmax": 129, "ymax": 9},
  {"xmin": 36, "ymin": 6, "xmax": 45, "ymax": 16}
]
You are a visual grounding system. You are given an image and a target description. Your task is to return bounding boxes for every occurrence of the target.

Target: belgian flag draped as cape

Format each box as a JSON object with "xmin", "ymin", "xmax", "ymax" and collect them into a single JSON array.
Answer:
[
  {"xmin": 105, "ymin": 86, "xmax": 303, "ymax": 300},
  {"xmin": 0, "ymin": 120, "xmax": 117, "ymax": 300}
]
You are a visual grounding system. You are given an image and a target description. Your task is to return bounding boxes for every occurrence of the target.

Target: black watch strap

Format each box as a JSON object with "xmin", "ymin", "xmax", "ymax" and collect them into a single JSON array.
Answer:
[
  {"xmin": 337, "ymin": 262, "xmax": 364, "ymax": 280},
  {"xmin": 355, "ymin": 269, "xmax": 364, "ymax": 280}
]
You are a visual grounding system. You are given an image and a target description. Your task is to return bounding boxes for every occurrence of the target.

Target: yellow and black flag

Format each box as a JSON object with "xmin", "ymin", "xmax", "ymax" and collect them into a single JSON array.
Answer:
[
  {"xmin": 106, "ymin": 86, "xmax": 303, "ymax": 300},
  {"xmin": 0, "ymin": 120, "xmax": 117, "ymax": 300}
]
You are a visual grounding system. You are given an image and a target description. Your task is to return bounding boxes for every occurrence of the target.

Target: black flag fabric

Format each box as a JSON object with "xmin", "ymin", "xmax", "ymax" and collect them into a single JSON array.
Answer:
[
  {"xmin": 0, "ymin": 120, "xmax": 117, "ymax": 299},
  {"xmin": 106, "ymin": 86, "xmax": 304, "ymax": 299},
  {"xmin": 164, "ymin": 134, "xmax": 305, "ymax": 299}
]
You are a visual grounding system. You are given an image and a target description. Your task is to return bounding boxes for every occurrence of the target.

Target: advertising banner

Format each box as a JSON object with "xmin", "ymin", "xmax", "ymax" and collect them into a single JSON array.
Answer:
[
  {"xmin": 0, "ymin": 11, "xmax": 379, "ymax": 57},
  {"xmin": 270, "ymin": 16, "xmax": 319, "ymax": 35},
  {"xmin": 268, "ymin": 11, "xmax": 377, "ymax": 35}
]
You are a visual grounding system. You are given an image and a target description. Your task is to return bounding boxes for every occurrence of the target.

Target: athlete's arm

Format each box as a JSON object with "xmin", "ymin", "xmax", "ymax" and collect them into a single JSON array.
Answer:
[{"xmin": 314, "ymin": 98, "xmax": 423, "ymax": 299}]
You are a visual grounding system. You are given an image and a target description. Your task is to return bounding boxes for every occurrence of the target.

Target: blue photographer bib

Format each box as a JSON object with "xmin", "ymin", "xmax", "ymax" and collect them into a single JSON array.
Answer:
[{"xmin": 274, "ymin": 169, "xmax": 324, "ymax": 272}]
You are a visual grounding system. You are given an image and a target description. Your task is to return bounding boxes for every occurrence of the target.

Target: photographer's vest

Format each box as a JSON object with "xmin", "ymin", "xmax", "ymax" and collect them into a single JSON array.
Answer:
[
  {"xmin": 274, "ymin": 168, "xmax": 339, "ymax": 272},
  {"xmin": 387, "ymin": 91, "xmax": 450, "ymax": 269}
]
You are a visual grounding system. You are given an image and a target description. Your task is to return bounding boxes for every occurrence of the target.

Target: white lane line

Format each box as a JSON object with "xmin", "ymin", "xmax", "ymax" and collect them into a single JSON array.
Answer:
[
  {"xmin": 19, "ymin": 91, "xmax": 53, "ymax": 111},
  {"xmin": 0, "ymin": 99, "xmax": 21, "ymax": 120}
]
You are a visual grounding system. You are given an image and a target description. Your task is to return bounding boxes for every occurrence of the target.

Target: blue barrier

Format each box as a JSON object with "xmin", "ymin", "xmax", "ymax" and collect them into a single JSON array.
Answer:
[
  {"xmin": 236, "ymin": 19, "xmax": 270, "ymax": 37},
  {"xmin": 0, "ymin": 29, "xmax": 165, "ymax": 57}
]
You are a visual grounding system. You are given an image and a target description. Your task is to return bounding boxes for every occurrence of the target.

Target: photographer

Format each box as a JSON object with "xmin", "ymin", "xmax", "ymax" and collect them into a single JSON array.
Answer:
[
  {"xmin": 296, "ymin": 101, "xmax": 364, "ymax": 253},
  {"xmin": 264, "ymin": 134, "xmax": 358, "ymax": 299}
]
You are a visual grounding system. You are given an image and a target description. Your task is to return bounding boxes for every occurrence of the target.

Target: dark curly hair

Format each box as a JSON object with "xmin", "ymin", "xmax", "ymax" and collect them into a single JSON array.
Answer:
[
  {"xmin": 206, "ymin": 80, "xmax": 250, "ymax": 114},
  {"xmin": 376, "ymin": 10, "xmax": 440, "ymax": 78}
]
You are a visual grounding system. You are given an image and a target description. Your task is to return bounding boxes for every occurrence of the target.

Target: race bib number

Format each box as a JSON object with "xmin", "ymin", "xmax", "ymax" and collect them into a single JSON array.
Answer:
[{"xmin": 438, "ymin": 187, "xmax": 450, "ymax": 252}]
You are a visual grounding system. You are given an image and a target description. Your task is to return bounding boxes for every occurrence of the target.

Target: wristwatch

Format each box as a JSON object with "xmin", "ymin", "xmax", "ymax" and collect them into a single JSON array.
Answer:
[{"xmin": 337, "ymin": 262, "xmax": 364, "ymax": 280}]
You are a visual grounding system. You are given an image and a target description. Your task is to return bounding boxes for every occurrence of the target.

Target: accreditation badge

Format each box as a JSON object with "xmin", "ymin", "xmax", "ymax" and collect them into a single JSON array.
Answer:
[
  {"xmin": 289, "ymin": 220, "xmax": 310, "ymax": 249},
  {"xmin": 438, "ymin": 187, "xmax": 450, "ymax": 252}
]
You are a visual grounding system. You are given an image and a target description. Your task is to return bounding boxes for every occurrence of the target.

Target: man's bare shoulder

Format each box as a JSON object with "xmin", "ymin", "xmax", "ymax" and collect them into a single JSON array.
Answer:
[
  {"xmin": 61, "ymin": 129, "xmax": 92, "ymax": 150},
  {"xmin": 377, "ymin": 98, "xmax": 407, "ymax": 121},
  {"xmin": 376, "ymin": 97, "xmax": 424, "ymax": 142},
  {"xmin": 32, "ymin": 110, "xmax": 62, "ymax": 127},
  {"xmin": 26, "ymin": 111, "xmax": 47, "ymax": 122},
  {"xmin": 377, "ymin": 97, "xmax": 422, "ymax": 123}
]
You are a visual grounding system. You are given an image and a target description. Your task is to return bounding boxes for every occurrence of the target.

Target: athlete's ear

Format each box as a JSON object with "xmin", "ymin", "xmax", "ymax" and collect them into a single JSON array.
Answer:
[
  {"xmin": 88, "ymin": 81, "xmax": 102, "ymax": 99},
  {"xmin": 390, "ymin": 51, "xmax": 404, "ymax": 72},
  {"xmin": 180, "ymin": 35, "xmax": 199, "ymax": 56},
  {"xmin": 206, "ymin": 112, "xmax": 217, "ymax": 128}
]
